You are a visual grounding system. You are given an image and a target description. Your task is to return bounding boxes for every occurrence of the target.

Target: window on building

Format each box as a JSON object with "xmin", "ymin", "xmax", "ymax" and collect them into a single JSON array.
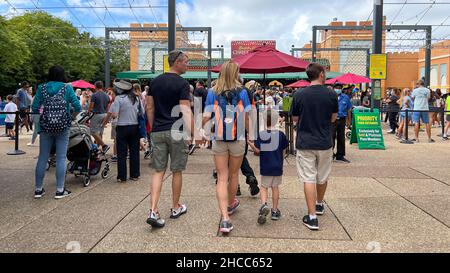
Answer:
[
  {"xmin": 420, "ymin": 67, "xmax": 425, "ymax": 80},
  {"xmin": 440, "ymin": 64, "xmax": 447, "ymax": 93},
  {"xmin": 431, "ymin": 65, "xmax": 439, "ymax": 89},
  {"xmin": 138, "ymin": 41, "xmax": 168, "ymax": 71}
]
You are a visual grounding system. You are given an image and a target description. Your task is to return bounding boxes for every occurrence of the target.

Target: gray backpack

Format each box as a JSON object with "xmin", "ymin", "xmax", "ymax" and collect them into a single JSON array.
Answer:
[{"xmin": 40, "ymin": 84, "xmax": 71, "ymax": 134}]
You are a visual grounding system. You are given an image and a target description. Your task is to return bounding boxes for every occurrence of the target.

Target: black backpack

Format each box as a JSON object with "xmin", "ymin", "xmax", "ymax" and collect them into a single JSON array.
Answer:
[{"xmin": 40, "ymin": 84, "xmax": 72, "ymax": 134}]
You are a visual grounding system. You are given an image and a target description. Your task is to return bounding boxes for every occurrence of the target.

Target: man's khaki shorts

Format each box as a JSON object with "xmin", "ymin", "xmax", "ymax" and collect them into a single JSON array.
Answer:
[
  {"xmin": 296, "ymin": 149, "xmax": 333, "ymax": 185},
  {"xmin": 151, "ymin": 131, "xmax": 189, "ymax": 172},
  {"xmin": 261, "ymin": 176, "xmax": 282, "ymax": 188},
  {"xmin": 212, "ymin": 140, "xmax": 246, "ymax": 157}
]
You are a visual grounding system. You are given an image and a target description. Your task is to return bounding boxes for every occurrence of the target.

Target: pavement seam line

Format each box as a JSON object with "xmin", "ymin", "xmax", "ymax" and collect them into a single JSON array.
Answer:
[
  {"xmin": 87, "ymin": 173, "xmax": 173, "ymax": 253},
  {"xmin": 324, "ymin": 200, "xmax": 354, "ymax": 241},
  {"xmin": 373, "ymin": 177, "xmax": 450, "ymax": 230},
  {"xmin": 408, "ymin": 167, "xmax": 450, "ymax": 187}
]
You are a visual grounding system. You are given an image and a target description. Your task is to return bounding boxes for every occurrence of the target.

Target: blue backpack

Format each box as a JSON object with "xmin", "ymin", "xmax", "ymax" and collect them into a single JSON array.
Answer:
[
  {"xmin": 213, "ymin": 89, "xmax": 245, "ymax": 142},
  {"xmin": 40, "ymin": 84, "xmax": 72, "ymax": 134}
]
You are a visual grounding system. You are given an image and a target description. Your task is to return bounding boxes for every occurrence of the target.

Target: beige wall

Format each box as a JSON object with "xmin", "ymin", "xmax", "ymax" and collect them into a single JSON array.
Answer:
[
  {"xmin": 384, "ymin": 52, "xmax": 419, "ymax": 90},
  {"xmin": 129, "ymin": 23, "xmax": 205, "ymax": 71}
]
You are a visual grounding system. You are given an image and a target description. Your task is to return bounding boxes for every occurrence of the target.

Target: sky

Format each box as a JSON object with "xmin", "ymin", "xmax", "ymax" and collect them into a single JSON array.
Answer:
[{"xmin": 1, "ymin": 0, "xmax": 450, "ymax": 57}]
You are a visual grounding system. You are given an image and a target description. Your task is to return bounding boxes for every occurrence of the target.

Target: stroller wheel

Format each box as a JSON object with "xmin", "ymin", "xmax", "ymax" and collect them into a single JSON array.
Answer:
[
  {"xmin": 101, "ymin": 169, "xmax": 109, "ymax": 179},
  {"xmin": 83, "ymin": 177, "xmax": 91, "ymax": 187},
  {"xmin": 346, "ymin": 131, "xmax": 352, "ymax": 139},
  {"xmin": 67, "ymin": 162, "xmax": 74, "ymax": 173}
]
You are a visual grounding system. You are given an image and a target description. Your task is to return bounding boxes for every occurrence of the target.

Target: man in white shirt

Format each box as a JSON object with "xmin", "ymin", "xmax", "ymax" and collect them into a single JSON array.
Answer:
[{"xmin": 411, "ymin": 80, "xmax": 434, "ymax": 143}]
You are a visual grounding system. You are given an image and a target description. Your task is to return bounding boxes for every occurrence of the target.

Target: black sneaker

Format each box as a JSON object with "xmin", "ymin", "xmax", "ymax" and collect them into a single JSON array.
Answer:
[
  {"xmin": 188, "ymin": 144, "xmax": 198, "ymax": 155},
  {"xmin": 147, "ymin": 210, "xmax": 165, "ymax": 228},
  {"xmin": 55, "ymin": 189, "xmax": 71, "ymax": 200},
  {"xmin": 303, "ymin": 215, "xmax": 319, "ymax": 231},
  {"xmin": 271, "ymin": 209, "xmax": 281, "ymax": 221},
  {"xmin": 247, "ymin": 176, "xmax": 260, "ymax": 196},
  {"xmin": 335, "ymin": 157, "xmax": 351, "ymax": 164},
  {"xmin": 219, "ymin": 219, "xmax": 234, "ymax": 234},
  {"xmin": 102, "ymin": 145, "xmax": 110, "ymax": 154},
  {"xmin": 34, "ymin": 189, "xmax": 45, "ymax": 199},
  {"xmin": 257, "ymin": 204, "xmax": 270, "ymax": 225},
  {"xmin": 236, "ymin": 185, "xmax": 242, "ymax": 196},
  {"xmin": 316, "ymin": 203, "xmax": 325, "ymax": 216}
]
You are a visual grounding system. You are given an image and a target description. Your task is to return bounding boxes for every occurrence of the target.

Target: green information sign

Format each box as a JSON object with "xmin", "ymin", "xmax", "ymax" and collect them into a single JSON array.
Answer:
[
  {"xmin": 282, "ymin": 96, "xmax": 293, "ymax": 112},
  {"xmin": 350, "ymin": 108, "xmax": 385, "ymax": 150}
]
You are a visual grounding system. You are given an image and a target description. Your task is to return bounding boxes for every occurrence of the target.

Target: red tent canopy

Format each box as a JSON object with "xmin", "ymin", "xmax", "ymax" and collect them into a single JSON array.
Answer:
[
  {"xmin": 211, "ymin": 46, "xmax": 310, "ymax": 74},
  {"xmin": 325, "ymin": 73, "xmax": 370, "ymax": 85},
  {"xmin": 287, "ymin": 80, "xmax": 311, "ymax": 88},
  {"xmin": 71, "ymin": 80, "xmax": 95, "ymax": 89}
]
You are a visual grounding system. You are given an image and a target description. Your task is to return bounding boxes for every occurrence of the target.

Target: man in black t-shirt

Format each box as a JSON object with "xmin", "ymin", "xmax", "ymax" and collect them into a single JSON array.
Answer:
[
  {"xmin": 146, "ymin": 50, "xmax": 196, "ymax": 229},
  {"xmin": 290, "ymin": 63, "xmax": 338, "ymax": 231}
]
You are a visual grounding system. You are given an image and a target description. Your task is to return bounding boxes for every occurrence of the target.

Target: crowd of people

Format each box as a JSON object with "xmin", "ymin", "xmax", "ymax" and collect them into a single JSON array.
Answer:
[
  {"xmin": 381, "ymin": 85, "xmax": 450, "ymax": 142},
  {"xmin": 1, "ymin": 50, "xmax": 450, "ymax": 235}
]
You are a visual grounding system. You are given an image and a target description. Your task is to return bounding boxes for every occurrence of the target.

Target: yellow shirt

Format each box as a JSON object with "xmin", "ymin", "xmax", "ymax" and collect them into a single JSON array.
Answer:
[{"xmin": 447, "ymin": 96, "xmax": 450, "ymax": 111}]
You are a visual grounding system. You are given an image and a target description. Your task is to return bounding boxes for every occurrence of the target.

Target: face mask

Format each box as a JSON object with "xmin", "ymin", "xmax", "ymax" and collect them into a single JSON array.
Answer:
[{"xmin": 335, "ymin": 89, "xmax": 342, "ymax": 95}]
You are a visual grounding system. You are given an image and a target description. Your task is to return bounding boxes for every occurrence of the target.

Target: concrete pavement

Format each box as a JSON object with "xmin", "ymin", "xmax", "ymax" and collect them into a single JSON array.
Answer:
[{"xmin": 0, "ymin": 125, "xmax": 449, "ymax": 253}]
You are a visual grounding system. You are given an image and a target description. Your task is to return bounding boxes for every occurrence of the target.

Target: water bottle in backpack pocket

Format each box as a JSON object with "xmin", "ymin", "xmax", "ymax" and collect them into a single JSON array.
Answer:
[
  {"xmin": 40, "ymin": 84, "xmax": 72, "ymax": 134},
  {"xmin": 214, "ymin": 89, "xmax": 245, "ymax": 142}
]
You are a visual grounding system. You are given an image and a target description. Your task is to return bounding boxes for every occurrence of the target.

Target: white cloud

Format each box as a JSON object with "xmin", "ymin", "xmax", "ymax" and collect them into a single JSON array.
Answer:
[{"xmin": 292, "ymin": 15, "xmax": 310, "ymax": 41}]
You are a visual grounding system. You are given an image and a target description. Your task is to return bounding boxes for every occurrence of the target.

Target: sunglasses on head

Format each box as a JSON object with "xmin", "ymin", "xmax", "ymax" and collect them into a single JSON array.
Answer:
[{"xmin": 175, "ymin": 51, "xmax": 184, "ymax": 61}]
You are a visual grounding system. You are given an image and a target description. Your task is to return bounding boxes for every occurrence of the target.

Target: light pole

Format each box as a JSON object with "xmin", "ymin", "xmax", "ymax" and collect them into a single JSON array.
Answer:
[
  {"xmin": 168, "ymin": 0, "xmax": 176, "ymax": 52},
  {"xmin": 371, "ymin": 0, "xmax": 383, "ymax": 110}
]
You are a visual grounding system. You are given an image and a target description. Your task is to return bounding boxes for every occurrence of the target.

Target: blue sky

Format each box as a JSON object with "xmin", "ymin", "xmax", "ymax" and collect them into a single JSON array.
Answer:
[{"xmin": 1, "ymin": 0, "xmax": 449, "ymax": 56}]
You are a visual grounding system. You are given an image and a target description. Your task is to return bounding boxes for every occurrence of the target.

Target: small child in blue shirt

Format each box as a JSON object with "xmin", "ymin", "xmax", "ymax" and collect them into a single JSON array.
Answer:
[{"xmin": 248, "ymin": 110, "xmax": 289, "ymax": 224}]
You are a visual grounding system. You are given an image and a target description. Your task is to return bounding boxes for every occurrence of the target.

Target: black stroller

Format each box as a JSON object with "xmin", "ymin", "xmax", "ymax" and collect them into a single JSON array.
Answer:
[{"xmin": 65, "ymin": 112, "xmax": 110, "ymax": 187}]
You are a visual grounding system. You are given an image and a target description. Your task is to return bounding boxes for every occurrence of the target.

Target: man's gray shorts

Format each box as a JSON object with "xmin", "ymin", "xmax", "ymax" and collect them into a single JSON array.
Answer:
[
  {"xmin": 151, "ymin": 130, "xmax": 189, "ymax": 172},
  {"xmin": 90, "ymin": 113, "xmax": 106, "ymax": 135}
]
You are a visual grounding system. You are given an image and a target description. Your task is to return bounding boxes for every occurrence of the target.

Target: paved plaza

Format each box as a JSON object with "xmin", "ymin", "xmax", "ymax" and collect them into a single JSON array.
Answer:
[{"xmin": 0, "ymin": 125, "xmax": 449, "ymax": 253}]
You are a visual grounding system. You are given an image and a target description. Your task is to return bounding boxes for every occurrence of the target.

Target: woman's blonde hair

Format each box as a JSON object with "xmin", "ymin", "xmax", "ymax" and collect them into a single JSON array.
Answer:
[
  {"xmin": 399, "ymin": 88, "xmax": 411, "ymax": 107},
  {"xmin": 213, "ymin": 61, "xmax": 242, "ymax": 94},
  {"xmin": 133, "ymin": 83, "xmax": 142, "ymax": 95}
]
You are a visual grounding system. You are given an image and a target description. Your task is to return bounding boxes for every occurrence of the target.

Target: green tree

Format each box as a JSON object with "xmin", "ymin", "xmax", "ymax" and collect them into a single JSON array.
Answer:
[
  {"xmin": 93, "ymin": 38, "xmax": 131, "ymax": 84},
  {"xmin": 0, "ymin": 11, "xmax": 131, "ymax": 97},
  {"xmin": 0, "ymin": 16, "xmax": 31, "ymax": 97},
  {"xmin": 6, "ymin": 12, "xmax": 101, "ymax": 88}
]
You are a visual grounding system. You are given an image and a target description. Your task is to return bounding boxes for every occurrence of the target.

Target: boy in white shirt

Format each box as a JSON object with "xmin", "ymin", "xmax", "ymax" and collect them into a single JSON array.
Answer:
[{"xmin": 3, "ymin": 95, "xmax": 18, "ymax": 140}]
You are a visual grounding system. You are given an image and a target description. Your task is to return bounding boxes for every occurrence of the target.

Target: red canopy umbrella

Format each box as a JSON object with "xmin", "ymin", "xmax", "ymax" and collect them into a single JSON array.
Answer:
[
  {"xmin": 325, "ymin": 73, "xmax": 371, "ymax": 85},
  {"xmin": 212, "ymin": 46, "xmax": 310, "ymax": 105},
  {"xmin": 212, "ymin": 46, "xmax": 310, "ymax": 74},
  {"xmin": 287, "ymin": 80, "xmax": 310, "ymax": 88},
  {"xmin": 71, "ymin": 80, "xmax": 95, "ymax": 89}
]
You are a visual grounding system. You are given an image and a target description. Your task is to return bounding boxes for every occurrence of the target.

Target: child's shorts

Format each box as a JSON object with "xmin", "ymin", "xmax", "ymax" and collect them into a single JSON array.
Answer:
[
  {"xmin": 261, "ymin": 176, "xmax": 282, "ymax": 188},
  {"xmin": 5, "ymin": 122, "xmax": 14, "ymax": 130}
]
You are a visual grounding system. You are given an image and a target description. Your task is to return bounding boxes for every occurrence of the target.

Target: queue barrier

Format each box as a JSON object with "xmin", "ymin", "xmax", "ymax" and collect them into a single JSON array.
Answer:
[{"xmin": 380, "ymin": 108, "xmax": 450, "ymax": 144}]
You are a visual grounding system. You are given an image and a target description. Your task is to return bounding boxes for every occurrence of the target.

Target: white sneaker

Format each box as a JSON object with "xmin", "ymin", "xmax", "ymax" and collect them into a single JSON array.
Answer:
[
  {"xmin": 27, "ymin": 143, "xmax": 37, "ymax": 147},
  {"xmin": 170, "ymin": 204, "xmax": 187, "ymax": 219}
]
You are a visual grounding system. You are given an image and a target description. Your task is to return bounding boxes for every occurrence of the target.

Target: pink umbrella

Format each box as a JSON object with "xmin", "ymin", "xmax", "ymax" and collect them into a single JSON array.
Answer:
[
  {"xmin": 287, "ymin": 80, "xmax": 310, "ymax": 88},
  {"xmin": 71, "ymin": 80, "xmax": 95, "ymax": 89},
  {"xmin": 325, "ymin": 73, "xmax": 371, "ymax": 85}
]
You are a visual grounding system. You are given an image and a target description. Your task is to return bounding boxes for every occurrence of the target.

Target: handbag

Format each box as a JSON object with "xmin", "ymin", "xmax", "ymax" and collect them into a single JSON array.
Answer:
[{"xmin": 137, "ymin": 100, "xmax": 147, "ymax": 139}]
